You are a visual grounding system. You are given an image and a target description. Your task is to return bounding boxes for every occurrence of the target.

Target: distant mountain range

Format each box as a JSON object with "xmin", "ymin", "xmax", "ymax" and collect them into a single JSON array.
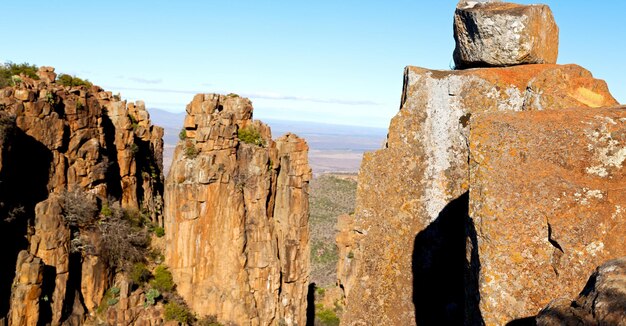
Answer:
[{"xmin": 148, "ymin": 108, "xmax": 388, "ymax": 175}]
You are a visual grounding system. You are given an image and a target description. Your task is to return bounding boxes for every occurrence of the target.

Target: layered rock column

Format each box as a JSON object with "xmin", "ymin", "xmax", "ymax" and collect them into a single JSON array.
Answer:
[
  {"xmin": 469, "ymin": 107, "xmax": 626, "ymax": 324},
  {"xmin": 165, "ymin": 94, "xmax": 311, "ymax": 326}
]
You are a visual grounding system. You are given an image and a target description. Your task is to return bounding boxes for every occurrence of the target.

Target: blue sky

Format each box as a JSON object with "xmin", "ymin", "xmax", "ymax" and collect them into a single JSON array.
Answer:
[{"xmin": 1, "ymin": 1, "xmax": 624, "ymax": 128}]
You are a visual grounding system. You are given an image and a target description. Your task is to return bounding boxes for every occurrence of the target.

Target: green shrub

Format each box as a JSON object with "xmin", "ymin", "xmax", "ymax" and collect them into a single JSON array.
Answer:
[
  {"xmin": 76, "ymin": 101, "xmax": 84, "ymax": 110},
  {"xmin": 101, "ymin": 204, "xmax": 113, "ymax": 217},
  {"xmin": 57, "ymin": 73, "xmax": 93, "ymax": 87},
  {"xmin": 184, "ymin": 143, "xmax": 199, "ymax": 159},
  {"xmin": 0, "ymin": 62, "xmax": 39, "ymax": 88},
  {"xmin": 316, "ymin": 305, "xmax": 340, "ymax": 326},
  {"xmin": 109, "ymin": 287, "xmax": 120, "ymax": 296},
  {"xmin": 154, "ymin": 226, "xmax": 165, "ymax": 237},
  {"xmin": 45, "ymin": 92, "xmax": 55, "ymax": 105},
  {"xmin": 237, "ymin": 126, "xmax": 264, "ymax": 146},
  {"xmin": 130, "ymin": 262, "xmax": 152, "ymax": 285},
  {"xmin": 144, "ymin": 288, "xmax": 160, "ymax": 306},
  {"xmin": 97, "ymin": 286, "xmax": 120, "ymax": 314},
  {"xmin": 179, "ymin": 128, "xmax": 187, "ymax": 140},
  {"xmin": 164, "ymin": 302, "xmax": 195, "ymax": 324},
  {"xmin": 150, "ymin": 265, "xmax": 174, "ymax": 292}
]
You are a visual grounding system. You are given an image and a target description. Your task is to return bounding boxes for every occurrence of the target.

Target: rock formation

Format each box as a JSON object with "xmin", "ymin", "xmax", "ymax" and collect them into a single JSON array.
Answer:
[
  {"xmin": 536, "ymin": 257, "xmax": 626, "ymax": 325},
  {"xmin": 469, "ymin": 107, "xmax": 626, "ymax": 324},
  {"xmin": 339, "ymin": 2, "xmax": 624, "ymax": 324},
  {"xmin": 454, "ymin": 1, "xmax": 559, "ymax": 68},
  {"xmin": 0, "ymin": 67, "xmax": 163, "ymax": 325},
  {"xmin": 339, "ymin": 63, "xmax": 617, "ymax": 325},
  {"xmin": 165, "ymin": 94, "xmax": 311, "ymax": 325}
]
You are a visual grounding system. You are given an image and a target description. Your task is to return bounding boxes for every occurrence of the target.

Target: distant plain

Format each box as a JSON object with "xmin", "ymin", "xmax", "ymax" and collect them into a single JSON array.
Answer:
[{"xmin": 149, "ymin": 108, "xmax": 388, "ymax": 175}]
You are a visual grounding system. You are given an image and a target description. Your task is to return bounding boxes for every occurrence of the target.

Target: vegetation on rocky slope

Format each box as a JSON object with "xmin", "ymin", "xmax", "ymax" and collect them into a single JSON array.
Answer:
[{"xmin": 309, "ymin": 174, "xmax": 357, "ymax": 287}]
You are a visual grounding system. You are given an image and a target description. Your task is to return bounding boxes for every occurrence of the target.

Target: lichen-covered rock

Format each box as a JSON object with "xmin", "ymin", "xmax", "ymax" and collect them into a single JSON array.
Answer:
[
  {"xmin": 536, "ymin": 257, "xmax": 626, "ymax": 325},
  {"xmin": 0, "ymin": 66, "xmax": 164, "ymax": 325},
  {"xmin": 453, "ymin": 2, "xmax": 559, "ymax": 69},
  {"xmin": 340, "ymin": 64, "xmax": 617, "ymax": 326},
  {"xmin": 165, "ymin": 94, "xmax": 311, "ymax": 326},
  {"xmin": 469, "ymin": 107, "xmax": 626, "ymax": 325}
]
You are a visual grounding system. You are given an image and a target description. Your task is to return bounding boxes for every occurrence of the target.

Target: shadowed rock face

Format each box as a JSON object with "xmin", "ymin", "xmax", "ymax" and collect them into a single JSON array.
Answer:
[
  {"xmin": 469, "ymin": 107, "xmax": 626, "ymax": 325},
  {"xmin": 536, "ymin": 257, "xmax": 626, "ymax": 325},
  {"xmin": 454, "ymin": 2, "xmax": 559, "ymax": 69},
  {"xmin": 165, "ymin": 94, "xmax": 311, "ymax": 326},
  {"xmin": 0, "ymin": 67, "xmax": 163, "ymax": 325},
  {"xmin": 339, "ymin": 64, "xmax": 617, "ymax": 326}
]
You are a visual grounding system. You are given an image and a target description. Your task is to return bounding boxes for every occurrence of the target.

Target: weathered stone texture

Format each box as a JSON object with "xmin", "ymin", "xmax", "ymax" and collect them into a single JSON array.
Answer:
[
  {"xmin": 0, "ymin": 67, "xmax": 164, "ymax": 325},
  {"xmin": 454, "ymin": 2, "xmax": 559, "ymax": 68},
  {"xmin": 340, "ymin": 64, "xmax": 617, "ymax": 325},
  {"xmin": 536, "ymin": 257, "xmax": 626, "ymax": 325},
  {"xmin": 469, "ymin": 107, "xmax": 626, "ymax": 324},
  {"xmin": 8, "ymin": 251, "xmax": 43, "ymax": 326},
  {"xmin": 165, "ymin": 94, "xmax": 311, "ymax": 326}
]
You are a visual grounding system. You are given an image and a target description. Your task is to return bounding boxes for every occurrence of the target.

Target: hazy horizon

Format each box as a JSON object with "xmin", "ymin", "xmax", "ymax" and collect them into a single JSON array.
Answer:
[{"xmin": 2, "ymin": 1, "xmax": 624, "ymax": 129}]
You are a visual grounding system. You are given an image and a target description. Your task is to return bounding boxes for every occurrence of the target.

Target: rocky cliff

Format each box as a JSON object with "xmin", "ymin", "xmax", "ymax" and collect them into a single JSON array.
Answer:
[
  {"xmin": 0, "ymin": 67, "xmax": 163, "ymax": 325},
  {"xmin": 340, "ymin": 1, "xmax": 625, "ymax": 325},
  {"xmin": 165, "ymin": 94, "xmax": 311, "ymax": 325}
]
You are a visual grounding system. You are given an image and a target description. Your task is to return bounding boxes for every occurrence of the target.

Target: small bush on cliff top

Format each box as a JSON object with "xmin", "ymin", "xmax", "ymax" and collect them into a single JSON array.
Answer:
[
  {"xmin": 56, "ymin": 73, "xmax": 93, "ymax": 88},
  {"xmin": 237, "ymin": 125, "xmax": 264, "ymax": 146},
  {"xmin": 0, "ymin": 62, "xmax": 39, "ymax": 88}
]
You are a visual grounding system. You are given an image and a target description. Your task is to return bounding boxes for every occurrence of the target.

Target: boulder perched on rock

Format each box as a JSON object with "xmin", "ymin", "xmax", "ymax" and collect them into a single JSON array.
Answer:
[
  {"xmin": 536, "ymin": 257, "xmax": 626, "ymax": 325},
  {"xmin": 165, "ymin": 94, "xmax": 311, "ymax": 326},
  {"xmin": 469, "ymin": 107, "xmax": 626, "ymax": 324},
  {"xmin": 339, "ymin": 64, "xmax": 617, "ymax": 325},
  {"xmin": 453, "ymin": 1, "xmax": 559, "ymax": 69}
]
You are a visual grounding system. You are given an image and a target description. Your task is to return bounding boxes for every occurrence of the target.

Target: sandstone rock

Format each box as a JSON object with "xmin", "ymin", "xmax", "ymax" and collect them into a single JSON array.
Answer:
[
  {"xmin": 536, "ymin": 257, "xmax": 626, "ymax": 325},
  {"xmin": 8, "ymin": 251, "xmax": 43, "ymax": 326},
  {"xmin": 335, "ymin": 214, "xmax": 359, "ymax": 299},
  {"xmin": 453, "ymin": 2, "xmax": 559, "ymax": 68},
  {"xmin": 341, "ymin": 64, "xmax": 617, "ymax": 325},
  {"xmin": 165, "ymin": 94, "xmax": 311, "ymax": 326},
  {"xmin": 469, "ymin": 107, "xmax": 626, "ymax": 324},
  {"xmin": 36, "ymin": 66, "xmax": 57, "ymax": 84},
  {"xmin": 0, "ymin": 69, "xmax": 164, "ymax": 324}
]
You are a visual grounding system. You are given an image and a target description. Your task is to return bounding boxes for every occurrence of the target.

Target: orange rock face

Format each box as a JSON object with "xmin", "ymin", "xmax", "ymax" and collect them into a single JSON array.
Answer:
[
  {"xmin": 0, "ymin": 67, "xmax": 164, "ymax": 325},
  {"xmin": 165, "ymin": 94, "xmax": 311, "ymax": 326},
  {"xmin": 340, "ymin": 64, "xmax": 617, "ymax": 325},
  {"xmin": 454, "ymin": 2, "xmax": 559, "ymax": 68},
  {"xmin": 469, "ymin": 107, "xmax": 626, "ymax": 324}
]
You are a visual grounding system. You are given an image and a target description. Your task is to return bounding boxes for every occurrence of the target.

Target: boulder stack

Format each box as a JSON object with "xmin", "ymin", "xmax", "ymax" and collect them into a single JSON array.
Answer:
[{"xmin": 453, "ymin": 1, "xmax": 559, "ymax": 68}]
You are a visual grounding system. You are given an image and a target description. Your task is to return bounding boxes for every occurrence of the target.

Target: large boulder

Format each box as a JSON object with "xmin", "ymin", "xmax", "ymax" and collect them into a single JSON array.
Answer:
[
  {"xmin": 469, "ymin": 107, "xmax": 626, "ymax": 324},
  {"xmin": 339, "ymin": 64, "xmax": 616, "ymax": 326},
  {"xmin": 536, "ymin": 257, "xmax": 626, "ymax": 325},
  {"xmin": 453, "ymin": 1, "xmax": 559, "ymax": 69}
]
